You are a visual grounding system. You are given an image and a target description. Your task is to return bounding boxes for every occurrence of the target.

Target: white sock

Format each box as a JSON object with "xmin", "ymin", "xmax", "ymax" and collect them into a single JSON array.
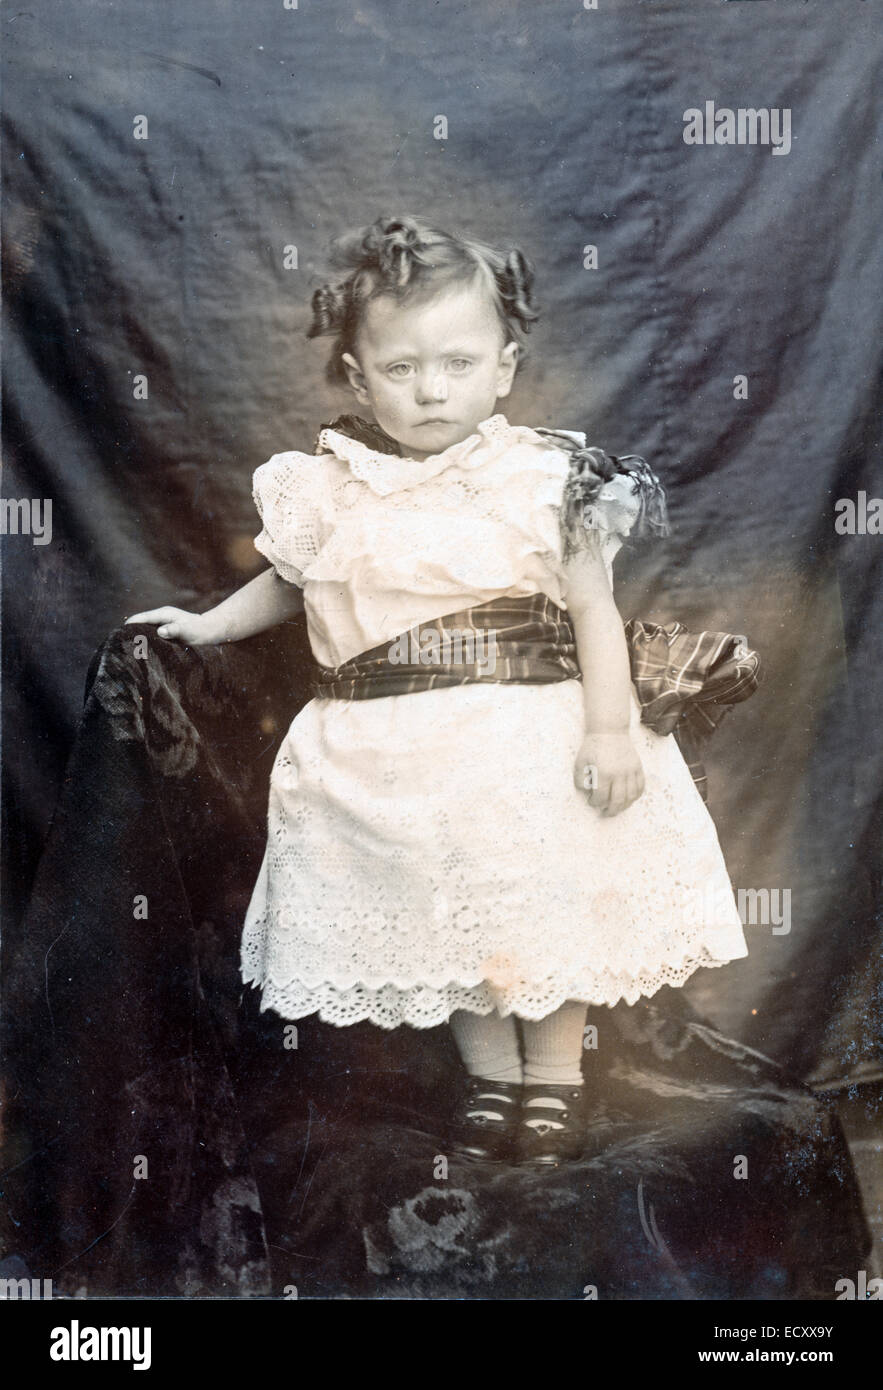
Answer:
[
  {"xmin": 521, "ymin": 1001, "xmax": 588, "ymax": 1129},
  {"xmin": 449, "ymin": 1008, "xmax": 523, "ymax": 1084}
]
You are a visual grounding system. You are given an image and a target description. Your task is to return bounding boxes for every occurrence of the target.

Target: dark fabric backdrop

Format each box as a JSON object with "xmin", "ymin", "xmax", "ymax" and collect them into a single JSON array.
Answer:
[{"xmin": 2, "ymin": 0, "xmax": 881, "ymax": 1086}]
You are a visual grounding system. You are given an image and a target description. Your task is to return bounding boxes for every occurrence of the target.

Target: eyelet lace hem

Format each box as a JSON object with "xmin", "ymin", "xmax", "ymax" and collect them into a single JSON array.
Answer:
[{"xmin": 241, "ymin": 950, "xmax": 739, "ymax": 1030}]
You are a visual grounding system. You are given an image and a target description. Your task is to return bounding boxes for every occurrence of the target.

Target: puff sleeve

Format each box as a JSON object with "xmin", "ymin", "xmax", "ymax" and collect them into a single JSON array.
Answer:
[
  {"xmin": 536, "ymin": 431, "xmax": 669, "ymax": 563},
  {"xmin": 252, "ymin": 451, "xmax": 326, "ymax": 587}
]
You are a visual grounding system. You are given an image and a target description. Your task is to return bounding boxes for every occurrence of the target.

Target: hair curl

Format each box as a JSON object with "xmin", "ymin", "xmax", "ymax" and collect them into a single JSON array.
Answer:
[{"xmin": 307, "ymin": 214, "xmax": 539, "ymax": 387}]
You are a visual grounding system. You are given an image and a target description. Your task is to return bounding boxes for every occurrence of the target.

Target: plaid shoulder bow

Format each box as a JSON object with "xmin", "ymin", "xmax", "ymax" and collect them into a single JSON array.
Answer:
[{"xmin": 531, "ymin": 427, "xmax": 671, "ymax": 543}]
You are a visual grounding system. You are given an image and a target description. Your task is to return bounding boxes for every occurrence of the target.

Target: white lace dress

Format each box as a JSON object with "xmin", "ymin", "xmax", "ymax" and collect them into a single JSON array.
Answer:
[{"xmin": 240, "ymin": 415, "xmax": 748, "ymax": 1028}]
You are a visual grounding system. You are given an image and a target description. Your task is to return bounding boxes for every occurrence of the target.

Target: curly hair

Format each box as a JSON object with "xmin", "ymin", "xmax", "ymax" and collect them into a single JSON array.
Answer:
[{"xmin": 307, "ymin": 214, "xmax": 539, "ymax": 387}]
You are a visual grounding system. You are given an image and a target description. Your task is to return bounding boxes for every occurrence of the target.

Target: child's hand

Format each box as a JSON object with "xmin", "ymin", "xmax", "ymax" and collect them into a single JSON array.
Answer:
[
  {"xmin": 574, "ymin": 731, "xmax": 645, "ymax": 817},
  {"xmin": 124, "ymin": 607, "xmax": 218, "ymax": 645}
]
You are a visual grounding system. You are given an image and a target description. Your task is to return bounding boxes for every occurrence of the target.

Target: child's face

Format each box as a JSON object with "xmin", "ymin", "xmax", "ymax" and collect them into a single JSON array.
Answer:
[{"xmin": 341, "ymin": 280, "xmax": 519, "ymax": 460}]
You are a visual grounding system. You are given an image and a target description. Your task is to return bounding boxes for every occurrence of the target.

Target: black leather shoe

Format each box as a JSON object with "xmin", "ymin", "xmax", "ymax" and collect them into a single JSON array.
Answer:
[
  {"xmin": 515, "ymin": 1082, "xmax": 592, "ymax": 1167},
  {"xmin": 448, "ymin": 1075, "xmax": 522, "ymax": 1162}
]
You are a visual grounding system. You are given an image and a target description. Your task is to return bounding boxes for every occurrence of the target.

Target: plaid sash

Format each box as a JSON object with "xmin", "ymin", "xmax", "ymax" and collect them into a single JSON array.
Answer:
[
  {"xmin": 312, "ymin": 594, "xmax": 579, "ymax": 700},
  {"xmin": 311, "ymin": 596, "xmax": 761, "ymax": 802}
]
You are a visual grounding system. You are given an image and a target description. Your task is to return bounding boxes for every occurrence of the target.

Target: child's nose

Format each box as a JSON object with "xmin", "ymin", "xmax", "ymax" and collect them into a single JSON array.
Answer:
[{"xmin": 416, "ymin": 371, "xmax": 448, "ymax": 403}]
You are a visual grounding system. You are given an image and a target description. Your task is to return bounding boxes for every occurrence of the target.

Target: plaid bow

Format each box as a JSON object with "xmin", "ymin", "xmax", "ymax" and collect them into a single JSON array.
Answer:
[{"xmin": 626, "ymin": 620, "xmax": 762, "ymax": 800}]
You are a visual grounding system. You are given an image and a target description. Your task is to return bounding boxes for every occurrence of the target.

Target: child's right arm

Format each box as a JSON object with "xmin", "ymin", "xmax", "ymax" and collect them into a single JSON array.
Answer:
[{"xmin": 125, "ymin": 565, "xmax": 305, "ymax": 645}]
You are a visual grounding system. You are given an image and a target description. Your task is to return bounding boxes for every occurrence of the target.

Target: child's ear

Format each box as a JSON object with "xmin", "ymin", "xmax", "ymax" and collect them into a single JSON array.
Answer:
[
  {"xmin": 496, "ymin": 341, "xmax": 519, "ymax": 398},
  {"xmin": 341, "ymin": 351, "xmax": 371, "ymax": 404}
]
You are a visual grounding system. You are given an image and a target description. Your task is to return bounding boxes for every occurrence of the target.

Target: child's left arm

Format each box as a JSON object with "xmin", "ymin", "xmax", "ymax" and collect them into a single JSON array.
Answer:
[{"xmin": 562, "ymin": 534, "xmax": 645, "ymax": 817}]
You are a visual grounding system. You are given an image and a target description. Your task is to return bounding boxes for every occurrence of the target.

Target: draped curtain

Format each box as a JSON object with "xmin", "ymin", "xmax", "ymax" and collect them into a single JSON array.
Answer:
[{"xmin": 3, "ymin": 0, "xmax": 881, "ymax": 1086}]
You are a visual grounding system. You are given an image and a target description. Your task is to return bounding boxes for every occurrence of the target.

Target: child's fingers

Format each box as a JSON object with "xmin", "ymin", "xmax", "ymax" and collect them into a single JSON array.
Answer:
[
  {"xmin": 609, "ymin": 770, "xmax": 644, "ymax": 814},
  {"xmin": 601, "ymin": 771, "xmax": 645, "ymax": 817},
  {"xmin": 123, "ymin": 608, "xmax": 188, "ymax": 640},
  {"xmin": 579, "ymin": 755, "xmax": 645, "ymax": 817},
  {"xmin": 124, "ymin": 607, "xmax": 180, "ymax": 626},
  {"xmin": 602, "ymin": 773, "xmax": 629, "ymax": 818},
  {"xmin": 587, "ymin": 772, "xmax": 614, "ymax": 813}
]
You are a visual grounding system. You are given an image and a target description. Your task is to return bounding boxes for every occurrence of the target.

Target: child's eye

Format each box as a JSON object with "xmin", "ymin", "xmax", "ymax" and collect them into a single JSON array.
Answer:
[
  {"xmin": 387, "ymin": 363, "xmax": 414, "ymax": 378},
  {"xmin": 448, "ymin": 358, "xmax": 473, "ymax": 373}
]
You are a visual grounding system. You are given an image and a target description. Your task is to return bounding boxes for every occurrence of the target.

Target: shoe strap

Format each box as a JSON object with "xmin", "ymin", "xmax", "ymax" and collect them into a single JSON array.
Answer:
[
  {"xmin": 467, "ymin": 1079, "xmax": 521, "ymax": 1104},
  {"xmin": 521, "ymin": 1085, "xmax": 584, "ymax": 1123},
  {"xmin": 522, "ymin": 1083, "xmax": 584, "ymax": 1100}
]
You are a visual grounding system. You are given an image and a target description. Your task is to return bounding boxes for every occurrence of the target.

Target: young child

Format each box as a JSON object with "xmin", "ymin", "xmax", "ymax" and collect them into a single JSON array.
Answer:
[{"xmin": 127, "ymin": 214, "xmax": 749, "ymax": 1167}]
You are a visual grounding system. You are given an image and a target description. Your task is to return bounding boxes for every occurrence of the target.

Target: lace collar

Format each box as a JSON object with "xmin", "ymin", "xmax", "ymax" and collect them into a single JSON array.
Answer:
[{"xmin": 314, "ymin": 414, "xmax": 520, "ymax": 497}]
